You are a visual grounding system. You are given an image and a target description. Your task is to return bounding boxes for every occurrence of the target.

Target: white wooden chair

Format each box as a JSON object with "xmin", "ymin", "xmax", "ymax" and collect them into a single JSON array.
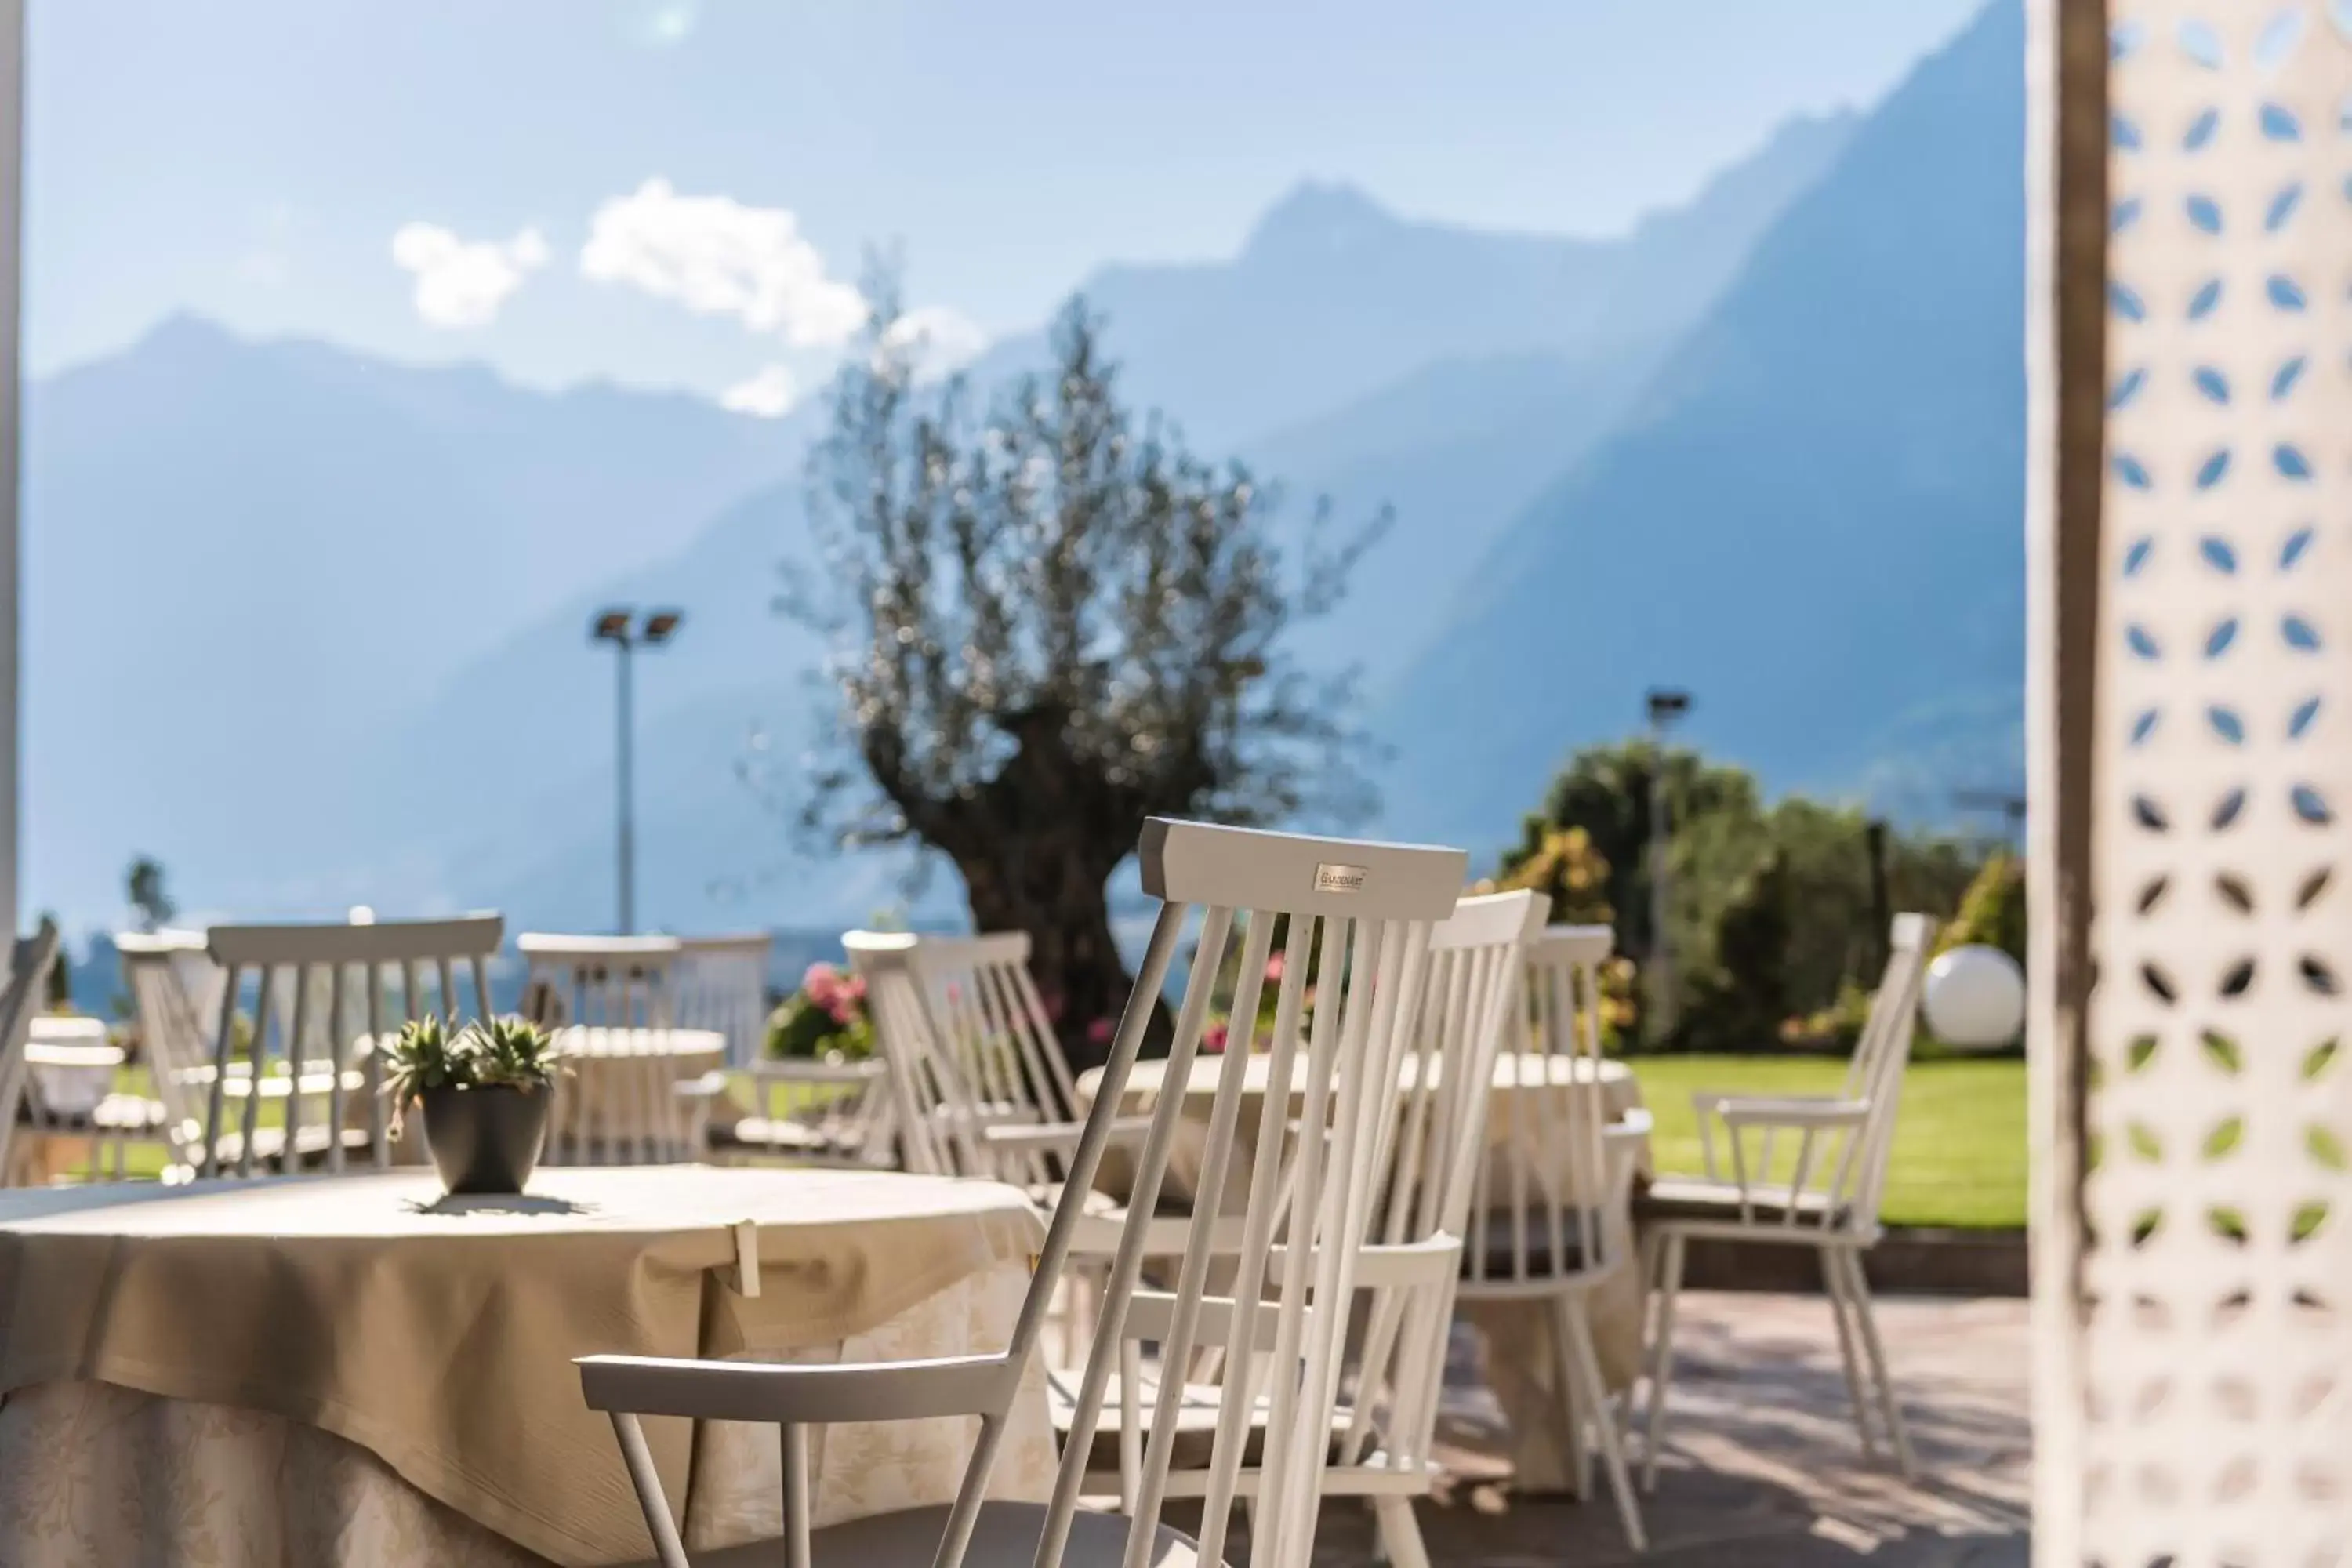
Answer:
[
  {"xmin": 8, "ymin": 1014, "xmax": 161, "ymax": 1183},
  {"xmin": 846, "ymin": 929, "xmax": 1100, "ymax": 1186},
  {"xmin": 718, "ymin": 1055, "xmax": 896, "ymax": 1169},
  {"xmin": 579, "ymin": 817, "xmax": 1469, "ymax": 1568},
  {"xmin": 116, "ymin": 930, "xmax": 229, "ymax": 1179},
  {"xmin": 848, "ymin": 931, "xmax": 985, "ymax": 1178},
  {"xmin": 1454, "ymin": 924, "xmax": 1651, "ymax": 1549},
  {"xmin": 519, "ymin": 933, "xmax": 720, "ymax": 1166},
  {"xmin": 200, "ymin": 914, "xmax": 505, "ymax": 1178},
  {"xmin": 676, "ymin": 933, "xmax": 774, "ymax": 1069},
  {"xmin": 671, "ymin": 931, "xmax": 897, "ymax": 1169},
  {"xmin": 1073, "ymin": 888, "xmax": 1552, "ymax": 1568},
  {"xmin": 0, "ymin": 922, "xmax": 67, "ymax": 1185},
  {"xmin": 1633, "ymin": 913, "xmax": 1937, "ymax": 1484}
]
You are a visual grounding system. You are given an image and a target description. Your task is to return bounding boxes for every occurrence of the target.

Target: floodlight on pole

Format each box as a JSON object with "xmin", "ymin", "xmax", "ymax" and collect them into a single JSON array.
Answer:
[{"xmin": 590, "ymin": 606, "xmax": 687, "ymax": 935}]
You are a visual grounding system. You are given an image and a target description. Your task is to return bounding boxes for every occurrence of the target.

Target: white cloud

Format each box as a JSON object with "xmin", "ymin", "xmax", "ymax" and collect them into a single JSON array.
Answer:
[
  {"xmin": 579, "ymin": 178, "xmax": 866, "ymax": 348},
  {"xmin": 391, "ymin": 223, "xmax": 549, "ymax": 328},
  {"xmin": 720, "ymin": 363, "xmax": 800, "ymax": 418},
  {"xmin": 882, "ymin": 305, "xmax": 989, "ymax": 379}
]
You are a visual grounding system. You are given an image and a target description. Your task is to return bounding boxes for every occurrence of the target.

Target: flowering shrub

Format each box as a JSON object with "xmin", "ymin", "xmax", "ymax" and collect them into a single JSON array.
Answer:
[{"xmin": 766, "ymin": 961, "xmax": 874, "ymax": 1058}]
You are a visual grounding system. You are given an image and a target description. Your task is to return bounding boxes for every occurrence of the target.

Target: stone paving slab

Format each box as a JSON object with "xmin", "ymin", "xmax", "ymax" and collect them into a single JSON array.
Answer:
[{"xmin": 1330, "ymin": 1291, "xmax": 2031, "ymax": 1566}]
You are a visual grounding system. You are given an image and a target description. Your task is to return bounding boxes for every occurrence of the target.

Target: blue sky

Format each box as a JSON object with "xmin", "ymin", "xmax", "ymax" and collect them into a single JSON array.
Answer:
[{"xmin": 27, "ymin": 0, "xmax": 1980, "ymax": 407}]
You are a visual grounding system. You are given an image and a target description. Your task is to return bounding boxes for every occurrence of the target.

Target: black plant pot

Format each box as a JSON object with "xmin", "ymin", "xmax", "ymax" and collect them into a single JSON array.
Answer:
[{"xmin": 419, "ymin": 1085, "xmax": 550, "ymax": 1196}]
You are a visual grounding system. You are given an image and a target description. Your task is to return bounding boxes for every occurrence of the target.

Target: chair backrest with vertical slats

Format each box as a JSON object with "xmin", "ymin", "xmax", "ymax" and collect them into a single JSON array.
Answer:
[
  {"xmin": 1837, "ymin": 913, "xmax": 1936, "ymax": 1232},
  {"xmin": 673, "ymin": 933, "xmax": 772, "ymax": 1069},
  {"xmin": 1078, "ymin": 823, "xmax": 1464, "ymax": 1565},
  {"xmin": 1462, "ymin": 923, "xmax": 1621, "ymax": 1290},
  {"xmin": 201, "ymin": 915, "xmax": 503, "ymax": 1179},
  {"xmin": 517, "ymin": 935, "xmax": 705, "ymax": 1167},
  {"xmin": 1028, "ymin": 819, "xmax": 1471, "ymax": 1568},
  {"xmin": 1329, "ymin": 888, "xmax": 1548, "ymax": 1491},
  {"xmin": 517, "ymin": 935, "xmax": 681, "ymax": 1029},
  {"xmin": 845, "ymin": 931, "xmax": 989, "ymax": 1178},
  {"xmin": 116, "ymin": 929, "xmax": 227, "ymax": 1160},
  {"xmin": 904, "ymin": 931, "xmax": 1079, "ymax": 1185},
  {"xmin": 0, "ymin": 922, "xmax": 64, "ymax": 1181}
]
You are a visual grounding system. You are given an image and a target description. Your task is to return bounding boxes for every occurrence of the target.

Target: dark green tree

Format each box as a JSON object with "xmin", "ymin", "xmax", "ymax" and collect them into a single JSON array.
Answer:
[
  {"xmin": 1499, "ymin": 739, "xmax": 1761, "ymax": 977},
  {"xmin": 787, "ymin": 278, "xmax": 1385, "ymax": 1064},
  {"xmin": 34, "ymin": 912, "xmax": 70, "ymax": 1010},
  {"xmin": 1681, "ymin": 847, "xmax": 1795, "ymax": 1051},
  {"xmin": 1504, "ymin": 739, "xmax": 1987, "ymax": 1049},
  {"xmin": 125, "ymin": 855, "xmax": 175, "ymax": 935}
]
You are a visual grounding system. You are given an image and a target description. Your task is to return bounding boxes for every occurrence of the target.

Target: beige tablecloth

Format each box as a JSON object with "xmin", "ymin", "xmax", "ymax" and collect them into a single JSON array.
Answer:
[
  {"xmin": 0, "ymin": 1166, "xmax": 1050, "ymax": 1565},
  {"xmin": 1076, "ymin": 1050, "xmax": 1650, "ymax": 1494}
]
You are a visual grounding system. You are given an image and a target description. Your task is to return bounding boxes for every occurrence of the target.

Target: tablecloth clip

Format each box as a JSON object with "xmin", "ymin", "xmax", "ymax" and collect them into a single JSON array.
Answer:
[{"xmin": 729, "ymin": 1219, "xmax": 761, "ymax": 1298}]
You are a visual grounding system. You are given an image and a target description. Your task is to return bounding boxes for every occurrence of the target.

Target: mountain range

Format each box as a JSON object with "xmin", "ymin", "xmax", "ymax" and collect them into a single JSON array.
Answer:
[
  {"xmin": 23, "ymin": 1, "xmax": 2022, "ymax": 937},
  {"xmin": 1373, "ymin": 0, "xmax": 2025, "ymax": 848}
]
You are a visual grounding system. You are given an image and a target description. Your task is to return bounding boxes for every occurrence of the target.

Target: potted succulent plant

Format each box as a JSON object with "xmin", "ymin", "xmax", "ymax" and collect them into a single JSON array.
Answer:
[{"xmin": 383, "ymin": 1014, "xmax": 562, "ymax": 1195}]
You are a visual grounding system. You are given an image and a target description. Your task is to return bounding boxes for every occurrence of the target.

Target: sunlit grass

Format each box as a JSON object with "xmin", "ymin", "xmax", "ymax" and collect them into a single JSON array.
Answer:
[{"xmin": 1628, "ymin": 1054, "xmax": 2027, "ymax": 1230}]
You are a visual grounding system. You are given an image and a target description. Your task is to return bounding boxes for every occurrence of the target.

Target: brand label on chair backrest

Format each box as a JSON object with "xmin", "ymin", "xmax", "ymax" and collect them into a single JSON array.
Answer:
[{"xmin": 1313, "ymin": 862, "xmax": 1367, "ymax": 895}]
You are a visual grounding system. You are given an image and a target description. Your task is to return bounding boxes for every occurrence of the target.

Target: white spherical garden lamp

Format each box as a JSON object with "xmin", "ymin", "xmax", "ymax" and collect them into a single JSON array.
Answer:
[{"xmin": 1921, "ymin": 945, "xmax": 2027, "ymax": 1051}]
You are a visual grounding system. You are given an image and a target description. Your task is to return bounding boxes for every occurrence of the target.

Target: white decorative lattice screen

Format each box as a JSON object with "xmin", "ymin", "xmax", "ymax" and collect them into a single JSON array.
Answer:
[{"xmin": 2080, "ymin": 4, "xmax": 2352, "ymax": 1562}]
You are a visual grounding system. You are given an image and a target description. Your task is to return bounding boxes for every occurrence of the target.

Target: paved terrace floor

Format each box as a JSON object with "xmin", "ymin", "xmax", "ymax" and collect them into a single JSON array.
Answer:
[{"xmin": 1312, "ymin": 1291, "xmax": 2031, "ymax": 1566}]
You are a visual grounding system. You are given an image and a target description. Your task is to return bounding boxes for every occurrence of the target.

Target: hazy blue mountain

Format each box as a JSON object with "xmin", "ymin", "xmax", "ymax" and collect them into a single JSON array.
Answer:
[
  {"xmin": 1247, "ymin": 347, "xmax": 1665, "ymax": 685},
  {"xmin": 1371, "ymin": 0, "xmax": 2026, "ymax": 859},
  {"xmin": 24, "ymin": 318, "xmax": 796, "ymax": 920},
  {"xmin": 967, "ymin": 112, "xmax": 1857, "ymax": 452}
]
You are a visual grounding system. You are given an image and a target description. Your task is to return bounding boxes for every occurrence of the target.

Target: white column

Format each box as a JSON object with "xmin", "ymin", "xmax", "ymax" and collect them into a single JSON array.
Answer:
[
  {"xmin": 2039, "ymin": 3, "xmax": 2352, "ymax": 1563},
  {"xmin": 0, "ymin": 0, "xmax": 23, "ymax": 936}
]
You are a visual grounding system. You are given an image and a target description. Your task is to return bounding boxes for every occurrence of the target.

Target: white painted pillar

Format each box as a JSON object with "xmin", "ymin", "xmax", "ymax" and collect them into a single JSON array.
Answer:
[
  {"xmin": 0, "ymin": 0, "xmax": 23, "ymax": 936},
  {"xmin": 2034, "ymin": 2, "xmax": 2352, "ymax": 1562}
]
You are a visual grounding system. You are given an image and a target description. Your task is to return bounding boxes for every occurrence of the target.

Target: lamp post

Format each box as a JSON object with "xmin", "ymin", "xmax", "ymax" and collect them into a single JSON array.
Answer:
[
  {"xmin": 590, "ymin": 607, "xmax": 684, "ymax": 935},
  {"xmin": 1645, "ymin": 688, "xmax": 1692, "ymax": 1044}
]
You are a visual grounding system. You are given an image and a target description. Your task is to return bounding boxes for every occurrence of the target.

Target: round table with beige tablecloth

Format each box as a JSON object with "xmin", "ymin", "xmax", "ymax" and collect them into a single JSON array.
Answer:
[
  {"xmin": 0, "ymin": 1166, "xmax": 1054, "ymax": 1566},
  {"xmin": 1075, "ymin": 1050, "xmax": 1650, "ymax": 1494}
]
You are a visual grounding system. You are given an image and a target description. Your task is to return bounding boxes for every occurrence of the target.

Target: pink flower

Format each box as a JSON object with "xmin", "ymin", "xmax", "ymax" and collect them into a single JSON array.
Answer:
[
  {"xmin": 1202, "ymin": 1022, "xmax": 1229, "ymax": 1054},
  {"xmin": 1087, "ymin": 1018, "xmax": 1115, "ymax": 1047},
  {"xmin": 1264, "ymin": 953, "xmax": 1287, "ymax": 983},
  {"xmin": 818, "ymin": 972, "xmax": 866, "ymax": 1027},
  {"xmin": 803, "ymin": 962, "xmax": 842, "ymax": 1010}
]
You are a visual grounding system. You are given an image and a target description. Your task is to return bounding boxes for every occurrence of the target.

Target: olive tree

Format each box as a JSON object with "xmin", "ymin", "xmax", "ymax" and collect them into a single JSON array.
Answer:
[{"xmin": 786, "ymin": 281, "xmax": 1383, "ymax": 1062}]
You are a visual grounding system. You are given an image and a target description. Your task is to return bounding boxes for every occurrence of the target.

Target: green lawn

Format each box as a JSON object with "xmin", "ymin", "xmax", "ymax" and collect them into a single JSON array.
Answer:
[{"xmin": 1628, "ymin": 1054, "xmax": 2026, "ymax": 1230}]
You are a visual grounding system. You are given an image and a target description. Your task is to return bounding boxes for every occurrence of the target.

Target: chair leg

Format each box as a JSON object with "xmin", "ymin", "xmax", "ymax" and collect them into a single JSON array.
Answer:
[
  {"xmin": 1557, "ymin": 1294, "xmax": 1647, "ymax": 1553},
  {"xmin": 1639, "ymin": 1231, "xmax": 1685, "ymax": 1493},
  {"xmin": 1818, "ymin": 1244, "xmax": 1881, "ymax": 1459},
  {"xmin": 1570, "ymin": 1370, "xmax": 1595, "ymax": 1501},
  {"xmin": 1836, "ymin": 1250, "xmax": 1917, "ymax": 1480},
  {"xmin": 1371, "ymin": 1496, "xmax": 1433, "ymax": 1568},
  {"xmin": 1542, "ymin": 1291, "xmax": 1593, "ymax": 1497}
]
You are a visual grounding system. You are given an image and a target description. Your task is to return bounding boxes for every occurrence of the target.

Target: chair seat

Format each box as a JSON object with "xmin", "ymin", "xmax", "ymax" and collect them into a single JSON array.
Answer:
[
  {"xmin": 1051, "ymin": 1367, "xmax": 1367, "ymax": 1475},
  {"xmin": 1634, "ymin": 1175, "xmax": 1849, "ymax": 1228},
  {"xmin": 24, "ymin": 1093, "xmax": 171, "ymax": 1135},
  {"xmin": 1461, "ymin": 1212, "xmax": 1606, "ymax": 1283},
  {"xmin": 656, "ymin": 1500, "xmax": 1213, "ymax": 1568},
  {"xmin": 709, "ymin": 1116, "xmax": 869, "ymax": 1157},
  {"xmin": 201, "ymin": 1123, "xmax": 379, "ymax": 1170}
]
